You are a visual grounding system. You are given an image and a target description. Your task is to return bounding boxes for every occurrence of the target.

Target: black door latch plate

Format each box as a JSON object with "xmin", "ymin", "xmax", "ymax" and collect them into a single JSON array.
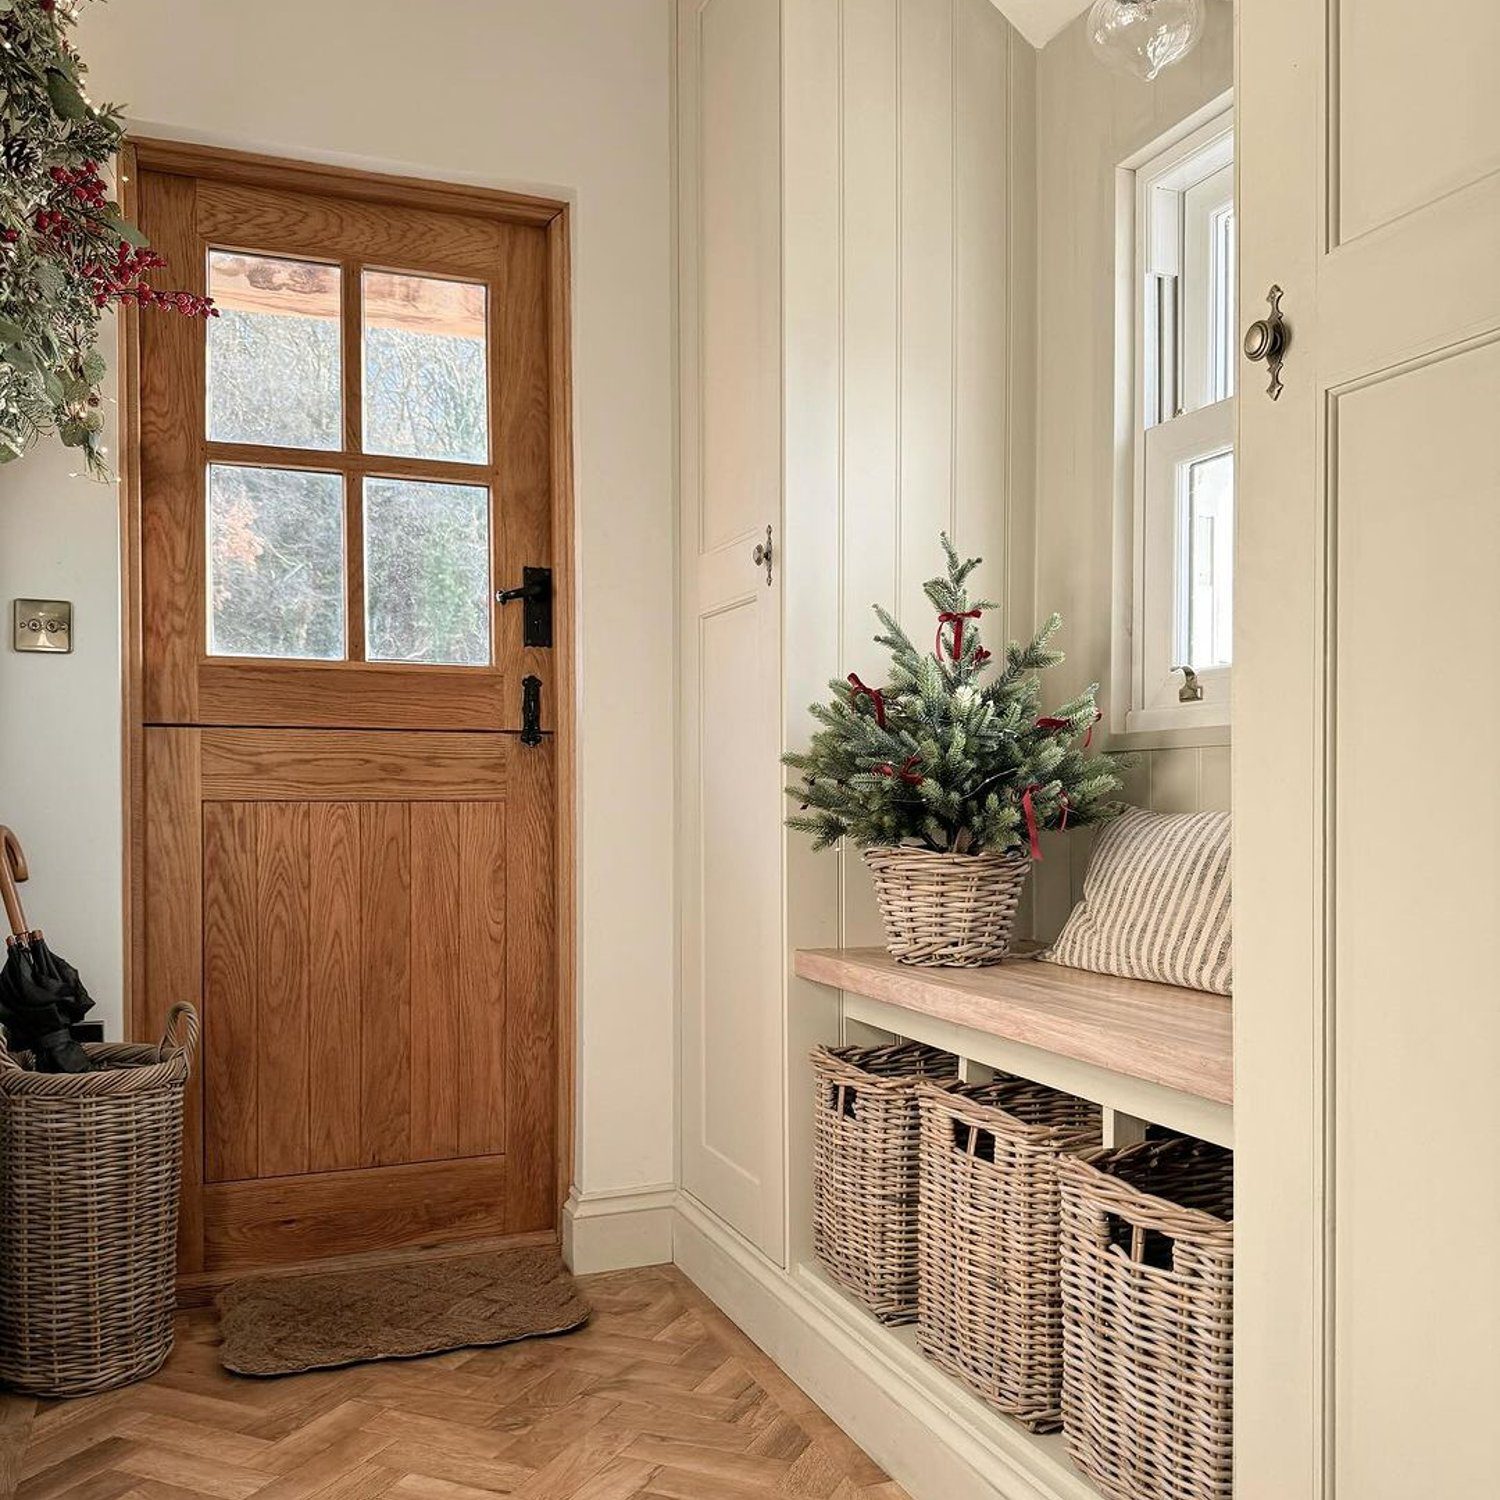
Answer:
[{"xmin": 521, "ymin": 674, "xmax": 543, "ymax": 746}]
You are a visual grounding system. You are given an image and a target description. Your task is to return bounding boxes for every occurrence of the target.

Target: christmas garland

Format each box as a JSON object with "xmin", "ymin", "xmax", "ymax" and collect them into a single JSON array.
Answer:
[
  {"xmin": 784, "ymin": 535, "xmax": 1124, "ymax": 857},
  {"xmin": 0, "ymin": 0, "xmax": 213, "ymax": 477}
]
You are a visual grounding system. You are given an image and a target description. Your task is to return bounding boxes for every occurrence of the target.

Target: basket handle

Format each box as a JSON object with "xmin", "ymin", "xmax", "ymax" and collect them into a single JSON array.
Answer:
[
  {"xmin": 0, "ymin": 1028, "xmax": 22, "ymax": 1073},
  {"xmin": 158, "ymin": 1002, "xmax": 200, "ymax": 1068}
]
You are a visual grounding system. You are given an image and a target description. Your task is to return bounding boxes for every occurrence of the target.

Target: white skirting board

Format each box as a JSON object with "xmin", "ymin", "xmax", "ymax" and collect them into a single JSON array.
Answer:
[
  {"xmin": 561, "ymin": 1184, "xmax": 676, "ymax": 1274},
  {"xmin": 672, "ymin": 1194, "xmax": 1098, "ymax": 1500}
]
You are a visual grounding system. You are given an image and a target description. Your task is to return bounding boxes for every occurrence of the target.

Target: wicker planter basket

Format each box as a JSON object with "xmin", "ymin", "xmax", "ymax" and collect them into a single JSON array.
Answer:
[
  {"xmin": 812, "ymin": 1041, "xmax": 959, "ymax": 1323},
  {"xmin": 1058, "ymin": 1136, "xmax": 1235, "ymax": 1500},
  {"xmin": 863, "ymin": 847, "xmax": 1030, "ymax": 967},
  {"xmin": 0, "ymin": 1003, "xmax": 199, "ymax": 1397},
  {"xmin": 916, "ymin": 1077, "xmax": 1102, "ymax": 1432}
]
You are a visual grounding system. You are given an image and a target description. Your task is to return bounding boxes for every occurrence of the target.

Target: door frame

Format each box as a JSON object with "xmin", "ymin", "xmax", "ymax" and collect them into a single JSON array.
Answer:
[{"xmin": 116, "ymin": 138, "xmax": 578, "ymax": 1264}]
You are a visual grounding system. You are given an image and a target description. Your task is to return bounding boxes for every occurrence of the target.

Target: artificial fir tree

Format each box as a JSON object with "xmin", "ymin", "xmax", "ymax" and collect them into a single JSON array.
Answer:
[{"xmin": 785, "ymin": 535, "xmax": 1122, "ymax": 858}]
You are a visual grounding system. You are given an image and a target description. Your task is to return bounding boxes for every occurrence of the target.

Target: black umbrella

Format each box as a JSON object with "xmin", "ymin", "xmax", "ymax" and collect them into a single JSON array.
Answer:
[{"xmin": 0, "ymin": 826, "xmax": 93, "ymax": 1074}]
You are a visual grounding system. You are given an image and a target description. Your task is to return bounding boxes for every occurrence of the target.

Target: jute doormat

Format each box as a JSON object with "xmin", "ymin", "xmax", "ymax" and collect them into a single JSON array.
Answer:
[{"xmin": 215, "ymin": 1244, "xmax": 590, "ymax": 1376}]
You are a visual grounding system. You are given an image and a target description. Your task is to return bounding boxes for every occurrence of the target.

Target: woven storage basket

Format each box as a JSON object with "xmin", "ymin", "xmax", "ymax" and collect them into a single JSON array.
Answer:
[
  {"xmin": 916, "ymin": 1077, "xmax": 1102, "ymax": 1432},
  {"xmin": 1058, "ymin": 1136, "xmax": 1234, "ymax": 1500},
  {"xmin": 0, "ymin": 1002, "xmax": 199, "ymax": 1397},
  {"xmin": 812, "ymin": 1041, "xmax": 959, "ymax": 1323},
  {"xmin": 863, "ymin": 847, "xmax": 1030, "ymax": 967}
]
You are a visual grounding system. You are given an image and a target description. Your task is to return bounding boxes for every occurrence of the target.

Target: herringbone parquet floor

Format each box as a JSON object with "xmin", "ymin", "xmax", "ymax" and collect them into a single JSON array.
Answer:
[{"xmin": 0, "ymin": 1264, "xmax": 908, "ymax": 1500}]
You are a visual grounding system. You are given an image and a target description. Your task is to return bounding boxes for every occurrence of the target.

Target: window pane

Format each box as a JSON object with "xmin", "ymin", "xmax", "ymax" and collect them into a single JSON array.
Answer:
[
  {"xmin": 207, "ymin": 253, "xmax": 341, "ymax": 449},
  {"xmin": 208, "ymin": 465, "xmax": 345, "ymax": 659},
  {"xmin": 1210, "ymin": 206, "xmax": 1237, "ymax": 402},
  {"xmin": 364, "ymin": 477, "xmax": 490, "ymax": 665},
  {"xmin": 363, "ymin": 272, "xmax": 488, "ymax": 464},
  {"xmin": 1178, "ymin": 449, "xmax": 1234, "ymax": 670}
]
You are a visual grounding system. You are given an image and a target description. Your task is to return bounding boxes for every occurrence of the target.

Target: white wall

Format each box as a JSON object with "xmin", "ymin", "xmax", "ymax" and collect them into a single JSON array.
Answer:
[
  {"xmin": 1030, "ymin": 2, "xmax": 1233, "ymax": 936},
  {"xmin": 0, "ymin": 0, "xmax": 677, "ymax": 1203},
  {"xmin": 0, "ymin": 315, "xmax": 124, "ymax": 1037}
]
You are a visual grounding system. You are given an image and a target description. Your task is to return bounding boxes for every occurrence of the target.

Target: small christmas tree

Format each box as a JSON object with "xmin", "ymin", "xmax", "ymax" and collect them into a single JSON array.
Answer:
[{"xmin": 784, "ymin": 535, "xmax": 1123, "ymax": 858}]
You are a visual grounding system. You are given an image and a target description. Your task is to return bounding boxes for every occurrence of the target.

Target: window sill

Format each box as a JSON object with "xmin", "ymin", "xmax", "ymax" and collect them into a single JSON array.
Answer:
[{"xmin": 1108, "ymin": 720, "xmax": 1231, "ymax": 753}]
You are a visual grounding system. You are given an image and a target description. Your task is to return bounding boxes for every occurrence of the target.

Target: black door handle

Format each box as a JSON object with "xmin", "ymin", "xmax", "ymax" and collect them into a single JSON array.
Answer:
[{"xmin": 495, "ymin": 566, "xmax": 553, "ymax": 648}]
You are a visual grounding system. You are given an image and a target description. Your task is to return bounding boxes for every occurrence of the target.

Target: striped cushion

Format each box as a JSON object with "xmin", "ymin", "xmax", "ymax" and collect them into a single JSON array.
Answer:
[{"xmin": 1045, "ymin": 809, "xmax": 1232, "ymax": 995}]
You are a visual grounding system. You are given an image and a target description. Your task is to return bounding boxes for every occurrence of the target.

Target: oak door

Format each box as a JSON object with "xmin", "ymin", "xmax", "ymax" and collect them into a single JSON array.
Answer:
[
  {"xmin": 130, "ymin": 151, "xmax": 564, "ymax": 1276},
  {"xmin": 1237, "ymin": 3, "xmax": 1500, "ymax": 1495}
]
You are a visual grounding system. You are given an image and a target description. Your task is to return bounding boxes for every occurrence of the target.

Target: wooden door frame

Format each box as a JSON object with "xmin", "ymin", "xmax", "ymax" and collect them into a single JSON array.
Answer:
[{"xmin": 116, "ymin": 138, "xmax": 578, "ymax": 1257}]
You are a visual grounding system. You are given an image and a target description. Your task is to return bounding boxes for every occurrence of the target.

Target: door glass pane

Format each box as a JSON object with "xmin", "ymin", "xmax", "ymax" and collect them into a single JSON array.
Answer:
[
  {"xmin": 1177, "ymin": 448, "xmax": 1234, "ymax": 670},
  {"xmin": 207, "ymin": 252, "xmax": 341, "ymax": 450},
  {"xmin": 363, "ymin": 271, "xmax": 488, "ymax": 464},
  {"xmin": 207, "ymin": 464, "xmax": 345, "ymax": 659},
  {"xmin": 363, "ymin": 477, "xmax": 490, "ymax": 665}
]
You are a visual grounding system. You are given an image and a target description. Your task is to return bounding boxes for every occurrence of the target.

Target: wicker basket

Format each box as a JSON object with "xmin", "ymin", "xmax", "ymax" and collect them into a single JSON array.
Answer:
[
  {"xmin": 863, "ymin": 847, "xmax": 1030, "ymax": 967},
  {"xmin": 0, "ymin": 1002, "xmax": 199, "ymax": 1397},
  {"xmin": 916, "ymin": 1077, "xmax": 1102, "ymax": 1431},
  {"xmin": 812, "ymin": 1041, "xmax": 959, "ymax": 1323},
  {"xmin": 1058, "ymin": 1136, "xmax": 1235, "ymax": 1500}
]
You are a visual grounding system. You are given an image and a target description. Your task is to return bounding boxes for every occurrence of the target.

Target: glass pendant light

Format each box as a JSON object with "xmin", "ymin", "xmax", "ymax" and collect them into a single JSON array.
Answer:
[{"xmin": 1087, "ymin": 0, "xmax": 1207, "ymax": 82}]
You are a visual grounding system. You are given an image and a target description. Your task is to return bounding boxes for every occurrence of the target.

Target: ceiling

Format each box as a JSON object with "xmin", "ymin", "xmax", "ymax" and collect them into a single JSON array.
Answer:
[{"xmin": 990, "ymin": 0, "xmax": 1094, "ymax": 50}]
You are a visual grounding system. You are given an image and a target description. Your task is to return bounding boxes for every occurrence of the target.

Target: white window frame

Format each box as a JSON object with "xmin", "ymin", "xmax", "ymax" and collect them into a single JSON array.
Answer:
[{"xmin": 1113, "ymin": 96, "xmax": 1236, "ymax": 740}]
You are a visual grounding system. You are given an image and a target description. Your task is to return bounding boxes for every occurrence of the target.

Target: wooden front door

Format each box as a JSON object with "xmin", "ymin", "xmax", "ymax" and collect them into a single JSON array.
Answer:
[{"xmin": 127, "ymin": 145, "xmax": 570, "ymax": 1278}]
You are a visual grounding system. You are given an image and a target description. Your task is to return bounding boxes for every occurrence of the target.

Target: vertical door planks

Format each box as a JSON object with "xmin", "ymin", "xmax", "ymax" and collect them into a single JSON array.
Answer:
[{"xmin": 308, "ymin": 801, "xmax": 363, "ymax": 1173}]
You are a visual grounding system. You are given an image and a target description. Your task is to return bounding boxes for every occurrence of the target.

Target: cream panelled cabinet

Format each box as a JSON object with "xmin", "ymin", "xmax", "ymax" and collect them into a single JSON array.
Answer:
[
  {"xmin": 677, "ymin": 0, "xmax": 788, "ymax": 1260},
  {"xmin": 1236, "ymin": 2, "xmax": 1500, "ymax": 1497}
]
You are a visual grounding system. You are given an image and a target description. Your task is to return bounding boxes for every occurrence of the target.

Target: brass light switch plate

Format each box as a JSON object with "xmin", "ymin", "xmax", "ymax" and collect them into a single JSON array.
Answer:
[{"xmin": 12, "ymin": 599, "xmax": 73, "ymax": 654}]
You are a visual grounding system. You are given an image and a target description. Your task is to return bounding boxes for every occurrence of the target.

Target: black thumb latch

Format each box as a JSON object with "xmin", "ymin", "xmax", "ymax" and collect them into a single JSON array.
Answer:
[{"xmin": 521, "ymin": 675, "xmax": 543, "ymax": 746}]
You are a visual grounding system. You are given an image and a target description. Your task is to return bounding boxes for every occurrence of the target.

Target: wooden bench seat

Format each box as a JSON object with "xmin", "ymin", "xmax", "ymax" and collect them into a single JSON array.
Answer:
[{"xmin": 794, "ymin": 946, "xmax": 1232, "ymax": 1110}]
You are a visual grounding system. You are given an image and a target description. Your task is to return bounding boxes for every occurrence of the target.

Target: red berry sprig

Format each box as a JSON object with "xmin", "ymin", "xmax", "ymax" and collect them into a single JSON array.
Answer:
[{"xmin": 22, "ymin": 158, "xmax": 218, "ymax": 320}]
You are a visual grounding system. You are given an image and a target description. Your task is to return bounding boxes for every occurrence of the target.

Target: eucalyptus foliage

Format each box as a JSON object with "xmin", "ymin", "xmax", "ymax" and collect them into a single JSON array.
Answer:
[
  {"xmin": 784, "ymin": 535, "xmax": 1124, "ymax": 856},
  {"xmin": 0, "ymin": 0, "xmax": 210, "ymax": 476}
]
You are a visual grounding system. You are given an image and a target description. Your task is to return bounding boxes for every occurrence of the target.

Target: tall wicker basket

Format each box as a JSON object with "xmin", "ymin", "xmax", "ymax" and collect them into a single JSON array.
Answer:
[
  {"xmin": 0, "ymin": 1002, "xmax": 199, "ymax": 1397},
  {"xmin": 811, "ymin": 1042, "xmax": 958, "ymax": 1323},
  {"xmin": 1057, "ymin": 1136, "xmax": 1234, "ymax": 1500},
  {"xmin": 915, "ymin": 1077, "xmax": 1102, "ymax": 1432},
  {"xmin": 862, "ymin": 847, "xmax": 1029, "ymax": 967}
]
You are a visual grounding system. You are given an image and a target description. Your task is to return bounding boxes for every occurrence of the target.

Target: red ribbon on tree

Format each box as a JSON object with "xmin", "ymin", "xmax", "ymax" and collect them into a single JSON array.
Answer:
[
  {"xmin": 1021, "ymin": 783, "xmax": 1045, "ymax": 862},
  {"xmin": 935, "ymin": 609, "xmax": 983, "ymax": 662},
  {"xmin": 1035, "ymin": 708, "xmax": 1103, "ymax": 750},
  {"xmin": 847, "ymin": 672, "xmax": 887, "ymax": 728},
  {"xmin": 874, "ymin": 754, "xmax": 923, "ymax": 787}
]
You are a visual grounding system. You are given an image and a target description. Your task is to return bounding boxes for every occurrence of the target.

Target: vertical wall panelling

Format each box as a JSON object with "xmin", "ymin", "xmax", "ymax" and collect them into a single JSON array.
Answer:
[
  {"xmin": 686, "ymin": 0, "xmax": 1031, "ymax": 1269},
  {"xmin": 781, "ymin": 0, "xmax": 847, "ymax": 1273},
  {"xmin": 1031, "ymin": 5, "xmax": 1234, "ymax": 935}
]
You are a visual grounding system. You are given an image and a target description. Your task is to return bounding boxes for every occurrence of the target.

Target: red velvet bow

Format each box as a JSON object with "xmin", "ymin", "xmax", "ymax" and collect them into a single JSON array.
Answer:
[
  {"xmin": 874, "ymin": 754, "xmax": 923, "ymax": 787},
  {"xmin": 847, "ymin": 672, "xmax": 887, "ymax": 729},
  {"xmin": 935, "ymin": 609, "xmax": 982, "ymax": 662},
  {"xmin": 1035, "ymin": 709, "xmax": 1103, "ymax": 750}
]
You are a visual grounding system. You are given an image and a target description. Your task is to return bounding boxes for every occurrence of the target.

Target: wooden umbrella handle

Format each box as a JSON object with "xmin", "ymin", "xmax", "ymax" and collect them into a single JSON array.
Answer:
[{"xmin": 0, "ymin": 826, "xmax": 31, "ymax": 941}]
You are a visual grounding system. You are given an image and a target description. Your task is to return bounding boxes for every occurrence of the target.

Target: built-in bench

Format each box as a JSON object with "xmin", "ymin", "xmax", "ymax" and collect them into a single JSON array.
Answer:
[{"xmin": 794, "ymin": 946, "xmax": 1232, "ymax": 1147}]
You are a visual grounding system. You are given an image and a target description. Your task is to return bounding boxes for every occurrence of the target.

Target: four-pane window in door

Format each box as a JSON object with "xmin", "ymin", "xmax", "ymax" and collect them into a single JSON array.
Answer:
[{"xmin": 204, "ymin": 249, "xmax": 493, "ymax": 667}]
